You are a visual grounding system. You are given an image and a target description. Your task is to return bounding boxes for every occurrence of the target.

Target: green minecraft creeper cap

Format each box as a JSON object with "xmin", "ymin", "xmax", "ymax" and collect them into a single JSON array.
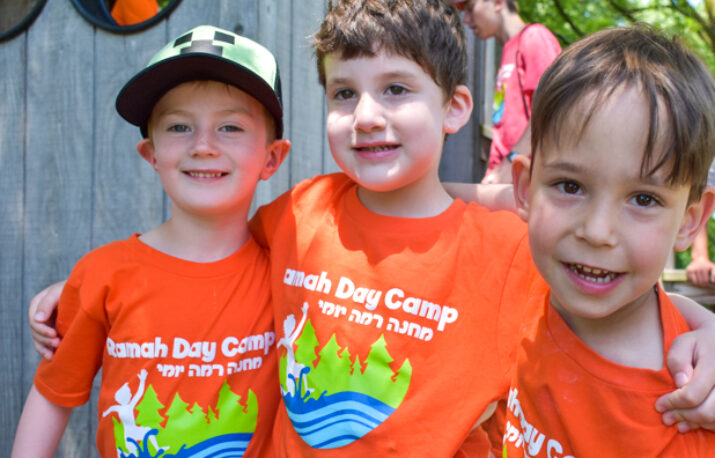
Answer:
[{"xmin": 116, "ymin": 25, "xmax": 283, "ymax": 138}]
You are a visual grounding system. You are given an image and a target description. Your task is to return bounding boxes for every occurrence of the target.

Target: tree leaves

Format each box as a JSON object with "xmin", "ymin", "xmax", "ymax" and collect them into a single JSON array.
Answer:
[{"xmin": 519, "ymin": 0, "xmax": 714, "ymax": 72}]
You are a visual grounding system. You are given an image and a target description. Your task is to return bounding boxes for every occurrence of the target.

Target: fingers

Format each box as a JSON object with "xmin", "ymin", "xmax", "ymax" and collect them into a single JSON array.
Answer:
[
  {"xmin": 658, "ymin": 388, "xmax": 715, "ymax": 432},
  {"xmin": 28, "ymin": 281, "xmax": 65, "ymax": 359},
  {"xmin": 28, "ymin": 287, "xmax": 49, "ymax": 323},
  {"xmin": 664, "ymin": 331, "xmax": 696, "ymax": 389},
  {"xmin": 32, "ymin": 339, "xmax": 58, "ymax": 361},
  {"xmin": 657, "ymin": 331, "xmax": 715, "ymax": 431},
  {"xmin": 33, "ymin": 281, "xmax": 65, "ymax": 323},
  {"xmin": 30, "ymin": 319, "xmax": 60, "ymax": 361},
  {"xmin": 686, "ymin": 266, "xmax": 709, "ymax": 286}
]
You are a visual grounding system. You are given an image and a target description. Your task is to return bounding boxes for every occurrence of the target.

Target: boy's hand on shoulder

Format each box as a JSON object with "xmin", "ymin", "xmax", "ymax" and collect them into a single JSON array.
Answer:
[
  {"xmin": 656, "ymin": 313, "xmax": 715, "ymax": 432},
  {"xmin": 28, "ymin": 281, "xmax": 65, "ymax": 360}
]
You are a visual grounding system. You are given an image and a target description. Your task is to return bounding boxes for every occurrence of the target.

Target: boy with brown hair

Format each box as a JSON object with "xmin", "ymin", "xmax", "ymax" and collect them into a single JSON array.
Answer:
[
  {"xmin": 499, "ymin": 25, "xmax": 715, "ymax": 456},
  {"xmin": 13, "ymin": 25, "xmax": 289, "ymax": 457},
  {"xmin": 250, "ymin": 1, "xmax": 519, "ymax": 453}
]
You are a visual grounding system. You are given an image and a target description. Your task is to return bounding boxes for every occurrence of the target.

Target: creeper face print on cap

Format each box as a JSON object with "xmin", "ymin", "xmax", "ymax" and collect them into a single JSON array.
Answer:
[{"xmin": 116, "ymin": 25, "xmax": 283, "ymax": 139}]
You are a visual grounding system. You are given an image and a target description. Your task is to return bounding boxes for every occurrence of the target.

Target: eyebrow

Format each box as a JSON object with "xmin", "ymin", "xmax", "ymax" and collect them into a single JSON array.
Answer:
[
  {"xmin": 543, "ymin": 159, "xmax": 667, "ymax": 186},
  {"xmin": 327, "ymin": 70, "xmax": 418, "ymax": 86},
  {"xmin": 156, "ymin": 107, "xmax": 253, "ymax": 118}
]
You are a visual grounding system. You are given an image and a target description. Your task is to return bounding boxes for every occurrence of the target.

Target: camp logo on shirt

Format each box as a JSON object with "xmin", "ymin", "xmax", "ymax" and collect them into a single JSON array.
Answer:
[
  {"xmin": 104, "ymin": 369, "xmax": 258, "ymax": 457},
  {"xmin": 492, "ymin": 63, "xmax": 515, "ymax": 125},
  {"xmin": 277, "ymin": 302, "xmax": 412, "ymax": 449}
]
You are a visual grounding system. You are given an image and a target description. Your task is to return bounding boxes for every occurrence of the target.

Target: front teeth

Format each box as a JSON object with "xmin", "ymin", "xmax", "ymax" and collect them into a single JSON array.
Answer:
[
  {"xmin": 358, "ymin": 145, "xmax": 393, "ymax": 152},
  {"xmin": 188, "ymin": 171, "xmax": 223, "ymax": 178},
  {"xmin": 569, "ymin": 264, "xmax": 617, "ymax": 283}
]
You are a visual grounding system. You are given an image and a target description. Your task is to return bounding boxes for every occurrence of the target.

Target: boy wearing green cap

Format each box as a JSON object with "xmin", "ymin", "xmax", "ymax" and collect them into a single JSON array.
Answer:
[{"xmin": 12, "ymin": 25, "xmax": 289, "ymax": 458}]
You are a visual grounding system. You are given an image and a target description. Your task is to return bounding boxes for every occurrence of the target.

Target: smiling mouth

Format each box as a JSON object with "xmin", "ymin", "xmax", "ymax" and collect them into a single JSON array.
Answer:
[
  {"xmin": 567, "ymin": 263, "xmax": 620, "ymax": 283},
  {"xmin": 354, "ymin": 145, "xmax": 397, "ymax": 152},
  {"xmin": 185, "ymin": 171, "xmax": 227, "ymax": 178}
]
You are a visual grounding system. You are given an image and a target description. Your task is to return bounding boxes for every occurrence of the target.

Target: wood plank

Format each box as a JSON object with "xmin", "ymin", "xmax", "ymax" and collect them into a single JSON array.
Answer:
[
  {"xmin": 440, "ymin": 29, "xmax": 479, "ymax": 183},
  {"xmin": 92, "ymin": 27, "xmax": 166, "ymax": 248},
  {"xmin": 314, "ymin": 2, "xmax": 339, "ymax": 176},
  {"xmin": 253, "ymin": 0, "xmax": 293, "ymax": 212},
  {"xmin": 0, "ymin": 31, "xmax": 27, "ymax": 457},
  {"xmin": 23, "ymin": 0, "xmax": 95, "ymax": 454},
  {"xmin": 287, "ymin": 1, "xmax": 328, "ymax": 186}
]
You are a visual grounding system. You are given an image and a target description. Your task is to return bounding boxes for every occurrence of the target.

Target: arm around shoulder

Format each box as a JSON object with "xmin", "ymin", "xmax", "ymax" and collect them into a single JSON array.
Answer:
[
  {"xmin": 657, "ymin": 292, "xmax": 715, "ymax": 432},
  {"xmin": 29, "ymin": 280, "xmax": 66, "ymax": 360},
  {"xmin": 12, "ymin": 385, "xmax": 72, "ymax": 457},
  {"xmin": 443, "ymin": 182, "xmax": 516, "ymax": 212}
]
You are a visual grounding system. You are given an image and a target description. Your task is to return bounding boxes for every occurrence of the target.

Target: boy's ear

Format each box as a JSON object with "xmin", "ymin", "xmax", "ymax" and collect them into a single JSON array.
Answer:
[
  {"xmin": 260, "ymin": 139, "xmax": 291, "ymax": 181},
  {"xmin": 512, "ymin": 155, "xmax": 531, "ymax": 222},
  {"xmin": 137, "ymin": 139, "xmax": 158, "ymax": 169},
  {"xmin": 674, "ymin": 188, "xmax": 715, "ymax": 252},
  {"xmin": 443, "ymin": 85, "xmax": 473, "ymax": 134}
]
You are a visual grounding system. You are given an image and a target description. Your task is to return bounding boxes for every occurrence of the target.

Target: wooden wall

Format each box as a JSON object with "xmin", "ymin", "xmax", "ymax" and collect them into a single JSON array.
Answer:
[{"xmin": 0, "ymin": 0, "xmax": 487, "ymax": 455}]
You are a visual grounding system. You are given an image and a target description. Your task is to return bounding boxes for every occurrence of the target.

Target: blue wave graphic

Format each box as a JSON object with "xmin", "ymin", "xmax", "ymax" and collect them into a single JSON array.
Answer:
[
  {"xmin": 162, "ymin": 433, "xmax": 253, "ymax": 458},
  {"xmin": 283, "ymin": 390, "xmax": 395, "ymax": 449}
]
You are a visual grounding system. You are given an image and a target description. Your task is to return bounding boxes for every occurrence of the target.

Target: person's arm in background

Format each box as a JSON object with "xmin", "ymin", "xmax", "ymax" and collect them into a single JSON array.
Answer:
[
  {"xmin": 481, "ymin": 125, "xmax": 532, "ymax": 185},
  {"xmin": 442, "ymin": 182, "xmax": 515, "ymax": 212},
  {"xmin": 686, "ymin": 226, "xmax": 715, "ymax": 285}
]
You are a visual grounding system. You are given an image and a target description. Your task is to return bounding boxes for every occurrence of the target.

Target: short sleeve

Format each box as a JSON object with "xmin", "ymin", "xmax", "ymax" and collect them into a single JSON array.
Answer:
[
  {"xmin": 520, "ymin": 24, "xmax": 562, "ymax": 93},
  {"xmin": 34, "ymin": 269, "xmax": 107, "ymax": 407}
]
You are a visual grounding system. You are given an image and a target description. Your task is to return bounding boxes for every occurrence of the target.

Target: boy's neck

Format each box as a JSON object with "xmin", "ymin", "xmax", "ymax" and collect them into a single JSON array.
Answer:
[
  {"xmin": 139, "ymin": 208, "xmax": 251, "ymax": 263},
  {"xmin": 356, "ymin": 179, "xmax": 454, "ymax": 218},
  {"xmin": 501, "ymin": 13, "xmax": 527, "ymax": 43},
  {"xmin": 553, "ymin": 287, "xmax": 665, "ymax": 370}
]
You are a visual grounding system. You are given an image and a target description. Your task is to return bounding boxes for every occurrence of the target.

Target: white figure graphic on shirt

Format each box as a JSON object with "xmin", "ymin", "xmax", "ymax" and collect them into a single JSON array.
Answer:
[
  {"xmin": 102, "ymin": 369, "xmax": 167, "ymax": 456},
  {"xmin": 277, "ymin": 302, "xmax": 313, "ymax": 398}
]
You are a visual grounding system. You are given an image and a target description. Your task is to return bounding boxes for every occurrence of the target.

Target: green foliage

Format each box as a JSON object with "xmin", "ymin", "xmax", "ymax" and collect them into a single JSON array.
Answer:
[
  {"xmin": 674, "ymin": 217, "xmax": 715, "ymax": 268},
  {"xmin": 518, "ymin": 0, "xmax": 715, "ymax": 73},
  {"xmin": 287, "ymin": 321, "xmax": 412, "ymax": 408},
  {"xmin": 135, "ymin": 385, "xmax": 165, "ymax": 429},
  {"xmin": 110, "ymin": 382, "xmax": 258, "ymax": 453}
]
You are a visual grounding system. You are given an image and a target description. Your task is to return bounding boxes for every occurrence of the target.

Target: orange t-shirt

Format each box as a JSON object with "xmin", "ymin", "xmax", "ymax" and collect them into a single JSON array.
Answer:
[
  {"xmin": 34, "ymin": 234, "xmax": 279, "ymax": 457},
  {"xmin": 497, "ymin": 286, "xmax": 715, "ymax": 457},
  {"xmin": 250, "ymin": 173, "xmax": 545, "ymax": 456}
]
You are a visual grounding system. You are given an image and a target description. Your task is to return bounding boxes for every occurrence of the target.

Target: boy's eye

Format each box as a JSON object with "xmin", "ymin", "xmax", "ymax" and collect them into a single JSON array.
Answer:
[
  {"xmin": 386, "ymin": 85, "xmax": 407, "ymax": 96},
  {"xmin": 632, "ymin": 193, "xmax": 658, "ymax": 207},
  {"xmin": 334, "ymin": 89, "xmax": 355, "ymax": 100},
  {"xmin": 557, "ymin": 181, "xmax": 581, "ymax": 194},
  {"xmin": 168, "ymin": 124, "xmax": 190, "ymax": 133},
  {"xmin": 219, "ymin": 125, "xmax": 243, "ymax": 133}
]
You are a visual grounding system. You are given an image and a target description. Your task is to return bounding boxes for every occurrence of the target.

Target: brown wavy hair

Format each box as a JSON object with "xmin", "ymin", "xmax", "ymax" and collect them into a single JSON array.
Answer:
[
  {"xmin": 531, "ymin": 25, "xmax": 715, "ymax": 203},
  {"xmin": 313, "ymin": 0, "xmax": 467, "ymax": 99}
]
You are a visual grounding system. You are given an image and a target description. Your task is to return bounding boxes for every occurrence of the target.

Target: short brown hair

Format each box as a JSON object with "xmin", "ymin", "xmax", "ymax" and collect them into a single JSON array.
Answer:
[
  {"xmin": 313, "ymin": 0, "xmax": 467, "ymax": 98},
  {"xmin": 531, "ymin": 25, "xmax": 715, "ymax": 202}
]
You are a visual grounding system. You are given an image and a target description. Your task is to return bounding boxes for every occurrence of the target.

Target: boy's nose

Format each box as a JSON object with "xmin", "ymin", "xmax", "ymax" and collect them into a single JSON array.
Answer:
[
  {"xmin": 353, "ymin": 93, "xmax": 386, "ymax": 132},
  {"xmin": 191, "ymin": 129, "xmax": 220, "ymax": 157},
  {"xmin": 575, "ymin": 203, "xmax": 617, "ymax": 247}
]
